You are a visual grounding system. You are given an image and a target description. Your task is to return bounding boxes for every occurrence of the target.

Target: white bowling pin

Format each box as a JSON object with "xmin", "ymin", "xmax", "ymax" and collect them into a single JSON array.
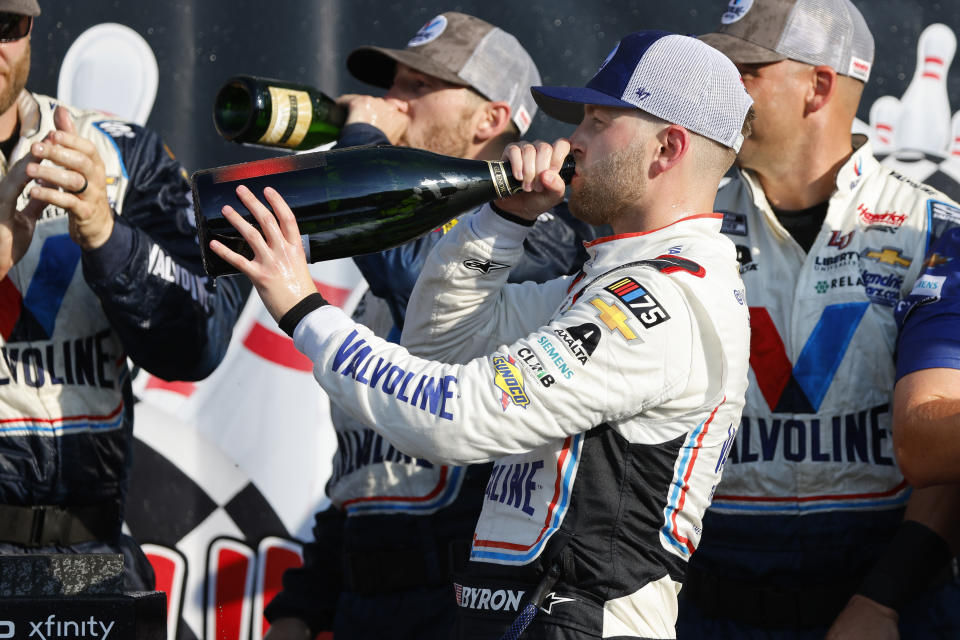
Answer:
[
  {"xmin": 895, "ymin": 23, "xmax": 956, "ymax": 154},
  {"xmin": 868, "ymin": 96, "xmax": 901, "ymax": 154}
]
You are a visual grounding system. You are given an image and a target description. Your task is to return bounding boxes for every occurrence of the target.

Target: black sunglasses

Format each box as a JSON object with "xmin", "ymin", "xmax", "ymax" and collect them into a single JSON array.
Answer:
[{"xmin": 0, "ymin": 13, "xmax": 31, "ymax": 42}]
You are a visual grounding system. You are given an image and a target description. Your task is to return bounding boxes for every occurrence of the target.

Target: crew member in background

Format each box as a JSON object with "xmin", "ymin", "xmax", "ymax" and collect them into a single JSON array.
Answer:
[
  {"xmin": 0, "ymin": 0, "xmax": 243, "ymax": 589},
  {"xmin": 263, "ymin": 12, "xmax": 602, "ymax": 639},
  {"xmin": 676, "ymin": 0, "xmax": 960, "ymax": 637}
]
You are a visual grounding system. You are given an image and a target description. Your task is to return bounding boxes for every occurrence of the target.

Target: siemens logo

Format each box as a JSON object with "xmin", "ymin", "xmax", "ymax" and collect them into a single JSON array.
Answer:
[{"xmin": 536, "ymin": 337, "xmax": 576, "ymax": 379}]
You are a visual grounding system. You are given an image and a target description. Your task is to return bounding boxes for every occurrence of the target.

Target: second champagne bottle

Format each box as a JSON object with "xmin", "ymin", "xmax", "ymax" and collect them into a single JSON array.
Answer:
[
  {"xmin": 193, "ymin": 145, "xmax": 576, "ymax": 278},
  {"xmin": 213, "ymin": 75, "xmax": 347, "ymax": 150}
]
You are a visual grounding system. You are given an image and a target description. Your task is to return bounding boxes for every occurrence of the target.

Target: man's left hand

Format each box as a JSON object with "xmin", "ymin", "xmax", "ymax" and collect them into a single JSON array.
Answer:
[
  {"xmin": 208, "ymin": 185, "xmax": 317, "ymax": 321},
  {"xmin": 825, "ymin": 594, "xmax": 899, "ymax": 640},
  {"xmin": 27, "ymin": 106, "xmax": 114, "ymax": 250}
]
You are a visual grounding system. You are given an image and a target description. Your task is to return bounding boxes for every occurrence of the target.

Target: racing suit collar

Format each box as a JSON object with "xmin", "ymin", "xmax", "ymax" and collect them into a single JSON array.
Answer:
[
  {"xmin": 582, "ymin": 213, "xmax": 725, "ymax": 268},
  {"xmin": 735, "ymin": 135, "xmax": 879, "ymax": 249},
  {"xmin": 16, "ymin": 89, "xmax": 39, "ymax": 138},
  {"xmin": 834, "ymin": 134, "xmax": 877, "ymax": 197},
  {"xmin": 583, "ymin": 213, "xmax": 724, "ymax": 248}
]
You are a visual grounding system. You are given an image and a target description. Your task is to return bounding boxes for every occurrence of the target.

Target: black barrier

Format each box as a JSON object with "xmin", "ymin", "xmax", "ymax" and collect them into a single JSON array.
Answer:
[
  {"xmin": 0, "ymin": 555, "xmax": 165, "ymax": 640},
  {"xmin": 1, "ymin": 594, "xmax": 165, "ymax": 640}
]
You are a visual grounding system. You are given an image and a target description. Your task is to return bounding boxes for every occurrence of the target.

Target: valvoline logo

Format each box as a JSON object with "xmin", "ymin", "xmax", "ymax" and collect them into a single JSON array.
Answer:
[
  {"xmin": 408, "ymin": 15, "xmax": 447, "ymax": 47},
  {"xmin": 491, "ymin": 354, "xmax": 529, "ymax": 410}
]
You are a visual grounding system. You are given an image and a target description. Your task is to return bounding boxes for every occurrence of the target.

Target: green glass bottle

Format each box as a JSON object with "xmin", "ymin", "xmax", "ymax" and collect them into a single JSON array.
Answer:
[
  {"xmin": 213, "ymin": 75, "xmax": 346, "ymax": 150},
  {"xmin": 192, "ymin": 146, "xmax": 575, "ymax": 278}
]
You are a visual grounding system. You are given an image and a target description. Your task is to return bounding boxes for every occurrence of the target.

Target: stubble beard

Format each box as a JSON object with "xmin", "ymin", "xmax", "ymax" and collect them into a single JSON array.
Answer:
[
  {"xmin": 569, "ymin": 140, "xmax": 648, "ymax": 227},
  {"xmin": 403, "ymin": 105, "xmax": 474, "ymax": 158},
  {"xmin": 0, "ymin": 41, "xmax": 29, "ymax": 116}
]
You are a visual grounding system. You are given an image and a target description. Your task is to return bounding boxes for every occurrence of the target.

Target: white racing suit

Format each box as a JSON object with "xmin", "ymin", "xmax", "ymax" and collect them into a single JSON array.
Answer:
[
  {"xmin": 290, "ymin": 205, "xmax": 750, "ymax": 639},
  {"xmin": 680, "ymin": 138, "xmax": 960, "ymax": 635}
]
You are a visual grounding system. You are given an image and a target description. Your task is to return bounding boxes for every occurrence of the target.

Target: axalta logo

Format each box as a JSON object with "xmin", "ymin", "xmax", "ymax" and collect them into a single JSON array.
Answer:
[
  {"xmin": 491, "ymin": 355, "xmax": 530, "ymax": 410},
  {"xmin": 454, "ymin": 584, "xmax": 525, "ymax": 611},
  {"xmin": 552, "ymin": 323, "xmax": 599, "ymax": 365},
  {"xmin": 4, "ymin": 615, "xmax": 116, "ymax": 640}
]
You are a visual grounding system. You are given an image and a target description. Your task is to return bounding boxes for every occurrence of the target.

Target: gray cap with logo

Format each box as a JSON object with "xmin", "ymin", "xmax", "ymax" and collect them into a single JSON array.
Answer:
[
  {"xmin": 700, "ymin": 0, "xmax": 875, "ymax": 82},
  {"xmin": 347, "ymin": 12, "xmax": 541, "ymax": 135}
]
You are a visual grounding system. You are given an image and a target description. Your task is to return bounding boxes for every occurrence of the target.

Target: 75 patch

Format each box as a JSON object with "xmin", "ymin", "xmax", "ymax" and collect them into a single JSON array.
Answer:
[{"xmin": 603, "ymin": 277, "xmax": 670, "ymax": 329}]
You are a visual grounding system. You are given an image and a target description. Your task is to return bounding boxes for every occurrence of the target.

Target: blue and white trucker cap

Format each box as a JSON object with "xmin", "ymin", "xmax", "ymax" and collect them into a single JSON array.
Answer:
[{"xmin": 532, "ymin": 31, "xmax": 754, "ymax": 152}]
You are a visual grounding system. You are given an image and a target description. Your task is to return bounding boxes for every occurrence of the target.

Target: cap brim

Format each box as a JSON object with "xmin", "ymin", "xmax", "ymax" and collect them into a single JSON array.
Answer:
[
  {"xmin": 347, "ymin": 46, "xmax": 468, "ymax": 90},
  {"xmin": 531, "ymin": 86, "xmax": 638, "ymax": 125},
  {"xmin": 699, "ymin": 32, "xmax": 787, "ymax": 65}
]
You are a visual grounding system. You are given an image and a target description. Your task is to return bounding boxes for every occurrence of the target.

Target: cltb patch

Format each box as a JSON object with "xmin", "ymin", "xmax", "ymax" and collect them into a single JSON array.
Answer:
[{"xmin": 604, "ymin": 277, "xmax": 671, "ymax": 329}]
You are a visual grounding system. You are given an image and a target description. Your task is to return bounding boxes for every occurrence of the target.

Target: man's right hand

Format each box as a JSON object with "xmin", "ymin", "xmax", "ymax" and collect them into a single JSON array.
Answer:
[
  {"xmin": 264, "ymin": 617, "xmax": 313, "ymax": 640},
  {"xmin": 0, "ymin": 154, "xmax": 46, "ymax": 280},
  {"xmin": 496, "ymin": 139, "xmax": 570, "ymax": 221},
  {"xmin": 338, "ymin": 94, "xmax": 410, "ymax": 145}
]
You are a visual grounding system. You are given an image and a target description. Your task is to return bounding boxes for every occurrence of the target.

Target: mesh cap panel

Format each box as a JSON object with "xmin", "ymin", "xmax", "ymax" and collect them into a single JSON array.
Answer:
[
  {"xmin": 532, "ymin": 32, "xmax": 753, "ymax": 151},
  {"xmin": 778, "ymin": 0, "xmax": 874, "ymax": 79},
  {"xmin": 621, "ymin": 35, "xmax": 753, "ymax": 151},
  {"xmin": 460, "ymin": 28, "xmax": 542, "ymax": 134}
]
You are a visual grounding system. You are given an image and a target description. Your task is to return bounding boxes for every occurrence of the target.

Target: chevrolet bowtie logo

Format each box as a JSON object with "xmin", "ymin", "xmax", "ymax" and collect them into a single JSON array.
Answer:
[
  {"xmin": 590, "ymin": 298, "xmax": 636, "ymax": 340},
  {"xmin": 923, "ymin": 252, "xmax": 951, "ymax": 268},
  {"xmin": 863, "ymin": 248, "xmax": 911, "ymax": 268}
]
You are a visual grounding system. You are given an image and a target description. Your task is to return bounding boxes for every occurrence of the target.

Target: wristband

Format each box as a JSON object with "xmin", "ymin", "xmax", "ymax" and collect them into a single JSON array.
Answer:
[
  {"xmin": 856, "ymin": 520, "xmax": 952, "ymax": 610},
  {"xmin": 278, "ymin": 293, "xmax": 328, "ymax": 337},
  {"xmin": 490, "ymin": 202, "xmax": 536, "ymax": 227}
]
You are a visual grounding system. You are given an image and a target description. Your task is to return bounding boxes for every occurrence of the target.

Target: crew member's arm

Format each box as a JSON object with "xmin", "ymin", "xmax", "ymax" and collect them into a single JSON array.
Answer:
[
  {"xmin": 27, "ymin": 106, "xmax": 243, "ymax": 380},
  {"xmin": 827, "ymin": 225, "xmax": 960, "ymax": 639}
]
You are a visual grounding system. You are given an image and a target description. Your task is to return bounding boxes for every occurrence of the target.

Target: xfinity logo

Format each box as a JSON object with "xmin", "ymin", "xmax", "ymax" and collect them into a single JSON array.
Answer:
[
  {"xmin": 453, "ymin": 584, "xmax": 525, "ymax": 611},
  {"xmin": 0, "ymin": 615, "xmax": 116, "ymax": 639}
]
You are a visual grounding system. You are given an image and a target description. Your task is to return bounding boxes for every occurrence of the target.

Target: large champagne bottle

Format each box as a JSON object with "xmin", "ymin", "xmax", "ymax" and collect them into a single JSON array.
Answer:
[
  {"xmin": 192, "ymin": 145, "xmax": 575, "ymax": 278},
  {"xmin": 213, "ymin": 75, "xmax": 346, "ymax": 150}
]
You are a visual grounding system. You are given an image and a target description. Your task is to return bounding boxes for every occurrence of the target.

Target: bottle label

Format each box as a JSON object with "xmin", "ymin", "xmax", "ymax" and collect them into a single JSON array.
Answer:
[
  {"xmin": 488, "ymin": 161, "xmax": 512, "ymax": 199},
  {"xmin": 259, "ymin": 87, "xmax": 313, "ymax": 147}
]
